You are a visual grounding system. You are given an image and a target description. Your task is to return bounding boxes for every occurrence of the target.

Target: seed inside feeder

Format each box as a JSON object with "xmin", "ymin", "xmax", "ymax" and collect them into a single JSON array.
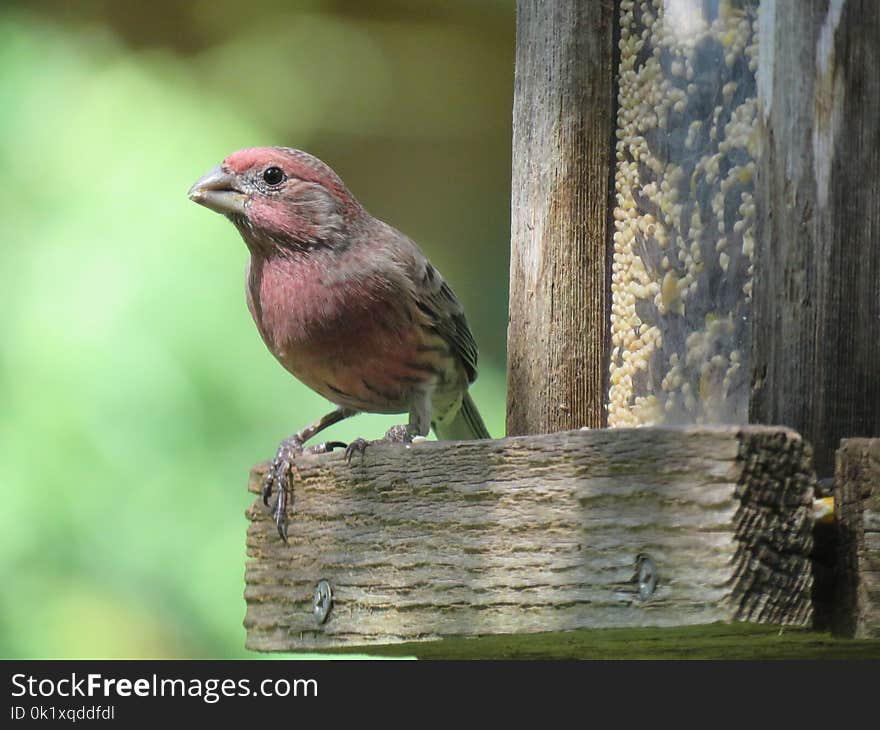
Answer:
[{"xmin": 608, "ymin": 0, "xmax": 759, "ymax": 427}]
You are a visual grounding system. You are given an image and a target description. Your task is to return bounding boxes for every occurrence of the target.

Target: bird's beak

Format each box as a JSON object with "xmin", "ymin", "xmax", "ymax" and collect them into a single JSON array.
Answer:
[{"xmin": 188, "ymin": 165, "xmax": 249, "ymax": 216}]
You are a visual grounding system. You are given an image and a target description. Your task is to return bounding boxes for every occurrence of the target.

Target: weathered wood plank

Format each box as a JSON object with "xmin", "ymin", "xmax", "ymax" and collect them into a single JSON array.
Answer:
[
  {"xmin": 244, "ymin": 426, "xmax": 814, "ymax": 652},
  {"xmin": 751, "ymin": 0, "xmax": 880, "ymax": 475},
  {"xmin": 506, "ymin": 0, "xmax": 615, "ymax": 435},
  {"xmin": 833, "ymin": 438, "xmax": 880, "ymax": 638}
]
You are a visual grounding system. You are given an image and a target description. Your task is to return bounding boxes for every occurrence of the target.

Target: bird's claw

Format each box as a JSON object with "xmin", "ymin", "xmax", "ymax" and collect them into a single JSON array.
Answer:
[
  {"xmin": 263, "ymin": 437, "xmax": 349, "ymax": 541},
  {"xmin": 344, "ymin": 438, "xmax": 370, "ymax": 464},
  {"xmin": 344, "ymin": 425, "xmax": 413, "ymax": 464},
  {"xmin": 262, "ymin": 436, "xmax": 304, "ymax": 541},
  {"xmin": 313, "ymin": 441, "xmax": 348, "ymax": 454},
  {"xmin": 262, "ymin": 437, "xmax": 299, "ymax": 506}
]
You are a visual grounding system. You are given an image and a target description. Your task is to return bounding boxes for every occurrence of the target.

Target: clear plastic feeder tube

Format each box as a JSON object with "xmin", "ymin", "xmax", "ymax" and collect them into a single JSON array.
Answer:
[{"xmin": 608, "ymin": 0, "xmax": 759, "ymax": 427}]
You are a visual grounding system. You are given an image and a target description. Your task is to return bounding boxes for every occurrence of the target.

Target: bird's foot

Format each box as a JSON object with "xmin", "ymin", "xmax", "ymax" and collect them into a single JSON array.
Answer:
[
  {"xmin": 344, "ymin": 424, "xmax": 412, "ymax": 464},
  {"xmin": 263, "ymin": 436, "xmax": 347, "ymax": 542}
]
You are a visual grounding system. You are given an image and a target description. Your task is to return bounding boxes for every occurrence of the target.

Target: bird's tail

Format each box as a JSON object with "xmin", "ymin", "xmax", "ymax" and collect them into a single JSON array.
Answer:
[{"xmin": 434, "ymin": 392, "xmax": 491, "ymax": 441}]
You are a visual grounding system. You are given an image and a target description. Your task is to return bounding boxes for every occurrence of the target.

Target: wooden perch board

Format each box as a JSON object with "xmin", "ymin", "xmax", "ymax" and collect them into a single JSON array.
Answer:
[
  {"xmin": 244, "ymin": 426, "xmax": 815, "ymax": 651},
  {"xmin": 833, "ymin": 438, "xmax": 880, "ymax": 639}
]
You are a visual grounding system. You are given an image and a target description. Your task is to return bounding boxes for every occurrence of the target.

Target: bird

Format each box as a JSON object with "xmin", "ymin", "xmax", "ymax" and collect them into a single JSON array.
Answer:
[{"xmin": 188, "ymin": 147, "xmax": 491, "ymax": 539}]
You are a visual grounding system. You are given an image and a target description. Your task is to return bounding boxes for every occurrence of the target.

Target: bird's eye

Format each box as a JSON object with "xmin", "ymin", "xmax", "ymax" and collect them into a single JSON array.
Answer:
[{"xmin": 262, "ymin": 166, "xmax": 284, "ymax": 186}]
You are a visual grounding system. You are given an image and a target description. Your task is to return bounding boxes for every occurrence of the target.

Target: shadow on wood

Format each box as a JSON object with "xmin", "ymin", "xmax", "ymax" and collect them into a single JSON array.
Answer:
[{"xmin": 244, "ymin": 426, "xmax": 814, "ymax": 652}]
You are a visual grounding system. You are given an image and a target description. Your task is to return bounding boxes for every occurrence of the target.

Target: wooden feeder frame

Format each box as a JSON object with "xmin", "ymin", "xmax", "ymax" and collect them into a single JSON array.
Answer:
[{"xmin": 243, "ymin": 1, "xmax": 880, "ymax": 653}]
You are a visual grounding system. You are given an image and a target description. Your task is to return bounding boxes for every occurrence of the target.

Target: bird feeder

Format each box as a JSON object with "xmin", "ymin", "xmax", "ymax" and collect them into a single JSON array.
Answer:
[{"xmin": 244, "ymin": 0, "xmax": 880, "ymax": 653}]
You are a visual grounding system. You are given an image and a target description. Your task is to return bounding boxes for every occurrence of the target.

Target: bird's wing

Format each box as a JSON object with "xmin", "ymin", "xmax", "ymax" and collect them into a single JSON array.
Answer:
[{"xmin": 406, "ymin": 246, "xmax": 479, "ymax": 384}]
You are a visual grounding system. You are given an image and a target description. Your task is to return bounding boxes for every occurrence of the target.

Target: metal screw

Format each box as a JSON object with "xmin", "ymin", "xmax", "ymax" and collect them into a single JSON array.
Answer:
[
  {"xmin": 635, "ymin": 554, "xmax": 658, "ymax": 601},
  {"xmin": 313, "ymin": 580, "xmax": 333, "ymax": 625}
]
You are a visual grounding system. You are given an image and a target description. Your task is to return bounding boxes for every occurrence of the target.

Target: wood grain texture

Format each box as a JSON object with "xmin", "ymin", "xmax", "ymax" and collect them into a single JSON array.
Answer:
[
  {"xmin": 751, "ymin": 0, "xmax": 880, "ymax": 476},
  {"xmin": 244, "ymin": 426, "xmax": 815, "ymax": 652},
  {"xmin": 506, "ymin": 0, "xmax": 615, "ymax": 435},
  {"xmin": 833, "ymin": 438, "xmax": 880, "ymax": 638}
]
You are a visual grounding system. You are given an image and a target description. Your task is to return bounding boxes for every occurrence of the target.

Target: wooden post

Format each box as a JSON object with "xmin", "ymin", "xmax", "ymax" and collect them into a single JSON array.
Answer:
[
  {"xmin": 833, "ymin": 438, "xmax": 880, "ymax": 638},
  {"xmin": 506, "ymin": 0, "xmax": 615, "ymax": 436},
  {"xmin": 245, "ymin": 427, "xmax": 814, "ymax": 651},
  {"xmin": 751, "ymin": 0, "xmax": 880, "ymax": 476}
]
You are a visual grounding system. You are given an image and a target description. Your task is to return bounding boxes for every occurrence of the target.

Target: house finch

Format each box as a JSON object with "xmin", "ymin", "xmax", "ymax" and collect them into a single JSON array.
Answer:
[{"xmin": 188, "ymin": 147, "xmax": 491, "ymax": 539}]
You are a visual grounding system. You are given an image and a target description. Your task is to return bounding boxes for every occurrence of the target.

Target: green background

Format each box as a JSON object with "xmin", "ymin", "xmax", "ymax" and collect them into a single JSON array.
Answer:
[{"xmin": 0, "ymin": 0, "xmax": 514, "ymax": 659}]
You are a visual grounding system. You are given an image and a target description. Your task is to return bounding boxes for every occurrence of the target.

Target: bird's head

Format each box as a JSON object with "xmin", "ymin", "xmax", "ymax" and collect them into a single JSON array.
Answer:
[{"xmin": 188, "ymin": 147, "xmax": 362, "ymax": 253}]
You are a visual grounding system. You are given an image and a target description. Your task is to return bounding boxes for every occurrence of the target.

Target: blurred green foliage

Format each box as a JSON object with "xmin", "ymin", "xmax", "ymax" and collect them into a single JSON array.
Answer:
[{"xmin": 0, "ymin": 1, "xmax": 513, "ymax": 658}]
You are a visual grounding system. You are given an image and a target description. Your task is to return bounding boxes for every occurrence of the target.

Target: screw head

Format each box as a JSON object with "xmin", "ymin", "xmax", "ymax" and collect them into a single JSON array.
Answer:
[
  {"xmin": 313, "ymin": 580, "xmax": 333, "ymax": 625},
  {"xmin": 635, "ymin": 554, "xmax": 658, "ymax": 601}
]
